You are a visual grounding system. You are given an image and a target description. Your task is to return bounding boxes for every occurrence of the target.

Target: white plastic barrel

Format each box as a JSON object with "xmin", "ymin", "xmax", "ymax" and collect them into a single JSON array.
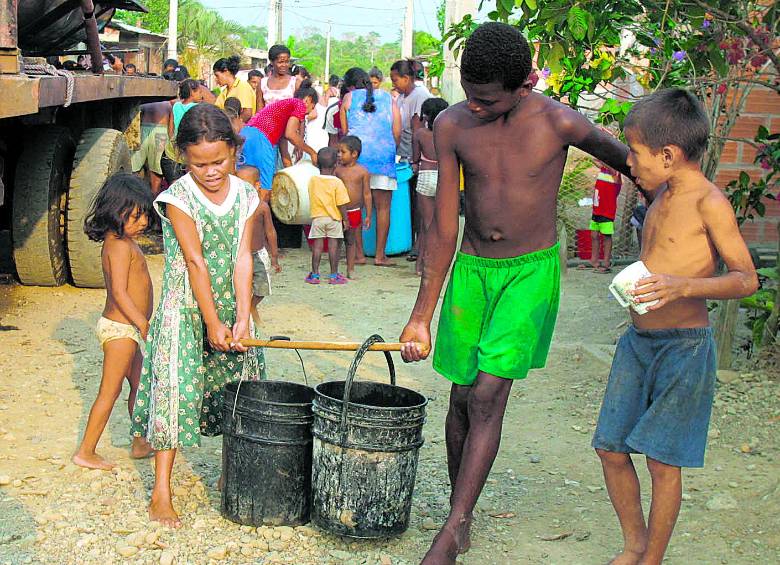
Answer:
[{"xmin": 270, "ymin": 162, "xmax": 320, "ymax": 225}]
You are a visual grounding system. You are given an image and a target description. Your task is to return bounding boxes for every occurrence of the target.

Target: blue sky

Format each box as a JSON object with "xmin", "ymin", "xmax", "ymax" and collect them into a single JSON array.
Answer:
[{"xmin": 202, "ymin": 0, "xmax": 446, "ymax": 44}]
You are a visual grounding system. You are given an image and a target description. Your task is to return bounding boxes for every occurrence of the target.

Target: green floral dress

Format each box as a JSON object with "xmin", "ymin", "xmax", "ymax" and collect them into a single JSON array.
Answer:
[{"xmin": 131, "ymin": 174, "xmax": 266, "ymax": 450}]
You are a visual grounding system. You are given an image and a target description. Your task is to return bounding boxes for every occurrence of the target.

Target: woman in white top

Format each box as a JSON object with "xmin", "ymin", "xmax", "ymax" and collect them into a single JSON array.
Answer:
[{"xmin": 256, "ymin": 44, "xmax": 303, "ymax": 110}]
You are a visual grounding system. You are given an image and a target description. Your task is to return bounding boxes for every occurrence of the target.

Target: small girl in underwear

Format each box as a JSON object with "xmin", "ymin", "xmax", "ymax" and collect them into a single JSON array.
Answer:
[
  {"xmin": 73, "ymin": 173, "xmax": 155, "ymax": 470},
  {"xmin": 412, "ymin": 97, "xmax": 449, "ymax": 275}
]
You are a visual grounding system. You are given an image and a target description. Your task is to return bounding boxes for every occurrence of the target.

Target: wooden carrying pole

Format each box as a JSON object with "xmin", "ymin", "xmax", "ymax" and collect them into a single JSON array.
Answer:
[{"xmin": 240, "ymin": 339, "xmax": 429, "ymax": 355}]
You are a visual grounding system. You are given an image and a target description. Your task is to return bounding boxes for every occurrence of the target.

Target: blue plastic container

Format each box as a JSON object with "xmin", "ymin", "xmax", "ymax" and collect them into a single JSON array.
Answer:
[{"xmin": 362, "ymin": 163, "xmax": 413, "ymax": 257}]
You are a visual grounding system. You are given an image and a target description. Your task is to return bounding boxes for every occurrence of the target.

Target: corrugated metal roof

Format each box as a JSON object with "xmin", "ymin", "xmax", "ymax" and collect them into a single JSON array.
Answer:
[{"xmin": 106, "ymin": 20, "xmax": 168, "ymax": 39}]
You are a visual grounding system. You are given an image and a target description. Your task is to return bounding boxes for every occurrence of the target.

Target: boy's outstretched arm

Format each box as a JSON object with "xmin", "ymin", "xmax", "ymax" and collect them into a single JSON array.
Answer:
[
  {"xmin": 634, "ymin": 191, "xmax": 758, "ymax": 309},
  {"xmin": 400, "ymin": 112, "xmax": 460, "ymax": 362},
  {"xmin": 557, "ymin": 107, "xmax": 633, "ymax": 180}
]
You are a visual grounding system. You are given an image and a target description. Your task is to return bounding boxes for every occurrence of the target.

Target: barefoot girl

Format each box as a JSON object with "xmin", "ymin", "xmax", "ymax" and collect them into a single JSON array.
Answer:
[
  {"xmin": 73, "ymin": 174, "xmax": 155, "ymax": 470},
  {"xmin": 131, "ymin": 104, "xmax": 265, "ymax": 528}
]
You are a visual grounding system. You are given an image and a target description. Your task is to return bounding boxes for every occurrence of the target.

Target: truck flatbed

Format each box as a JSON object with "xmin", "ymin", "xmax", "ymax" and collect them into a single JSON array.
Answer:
[{"xmin": 0, "ymin": 73, "xmax": 178, "ymax": 119}]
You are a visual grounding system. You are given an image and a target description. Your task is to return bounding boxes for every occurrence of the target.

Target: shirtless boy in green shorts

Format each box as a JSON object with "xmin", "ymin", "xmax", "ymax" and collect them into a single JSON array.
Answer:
[{"xmin": 400, "ymin": 22, "xmax": 633, "ymax": 564}]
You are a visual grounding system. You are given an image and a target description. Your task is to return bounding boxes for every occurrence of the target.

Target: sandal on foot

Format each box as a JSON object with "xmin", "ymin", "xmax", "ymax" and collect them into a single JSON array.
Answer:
[
  {"xmin": 595, "ymin": 266, "xmax": 613, "ymax": 273},
  {"xmin": 328, "ymin": 273, "xmax": 348, "ymax": 285},
  {"xmin": 304, "ymin": 273, "xmax": 320, "ymax": 284},
  {"xmin": 406, "ymin": 252, "xmax": 418, "ymax": 262}
]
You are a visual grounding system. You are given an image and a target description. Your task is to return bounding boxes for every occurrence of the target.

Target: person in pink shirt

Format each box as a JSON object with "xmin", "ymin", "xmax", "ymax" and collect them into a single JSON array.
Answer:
[{"xmin": 241, "ymin": 82, "xmax": 320, "ymax": 201}]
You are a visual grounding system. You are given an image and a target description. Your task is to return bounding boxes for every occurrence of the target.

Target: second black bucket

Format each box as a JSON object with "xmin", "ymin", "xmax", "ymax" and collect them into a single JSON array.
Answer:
[
  {"xmin": 221, "ymin": 380, "xmax": 315, "ymax": 526},
  {"xmin": 311, "ymin": 335, "xmax": 428, "ymax": 538}
]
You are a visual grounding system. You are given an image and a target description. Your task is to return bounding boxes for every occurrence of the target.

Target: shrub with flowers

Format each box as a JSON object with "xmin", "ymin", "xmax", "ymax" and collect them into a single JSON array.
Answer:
[{"xmin": 445, "ymin": 1, "xmax": 777, "ymax": 175}]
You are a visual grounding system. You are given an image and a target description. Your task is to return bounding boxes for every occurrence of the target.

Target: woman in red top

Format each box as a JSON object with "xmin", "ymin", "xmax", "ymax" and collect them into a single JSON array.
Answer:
[{"xmin": 241, "ymin": 83, "xmax": 319, "ymax": 196}]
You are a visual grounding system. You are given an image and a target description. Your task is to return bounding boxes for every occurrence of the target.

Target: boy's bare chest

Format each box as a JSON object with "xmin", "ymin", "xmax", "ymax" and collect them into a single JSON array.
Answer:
[
  {"xmin": 337, "ymin": 169, "xmax": 360, "ymax": 184},
  {"xmin": 642, "ymin": 204, "xmax": 714, "ymax": 273},
  {"xmin": 456, "ymin": 121, "xmax": 565, "ymax": 181}
]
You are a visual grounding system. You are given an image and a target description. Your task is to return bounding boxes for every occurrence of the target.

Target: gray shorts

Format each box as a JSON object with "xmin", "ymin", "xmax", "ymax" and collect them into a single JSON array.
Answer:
[
  {"xmin": 252, "ymin": 248, "xmax": 271, "ymax": 297},
  {"xmin": 592, "ymin": 326, "xmax": 716, "ymax": 468},
  {"xmin": 309, "ymin": 216, "xmax": 343, "ymax": 239}
]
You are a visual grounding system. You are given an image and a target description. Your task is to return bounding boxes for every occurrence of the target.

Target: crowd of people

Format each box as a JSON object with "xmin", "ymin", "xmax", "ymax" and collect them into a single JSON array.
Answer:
[{"xmin": 66, "ymin": 24, "xmax": 759, "ymax": 565}]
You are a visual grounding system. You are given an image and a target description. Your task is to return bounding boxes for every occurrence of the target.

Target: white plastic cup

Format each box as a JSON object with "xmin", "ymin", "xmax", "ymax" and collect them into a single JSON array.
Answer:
[{"xmin": 608, "ymin": 261, "xmax": 660, "ymax": 315}]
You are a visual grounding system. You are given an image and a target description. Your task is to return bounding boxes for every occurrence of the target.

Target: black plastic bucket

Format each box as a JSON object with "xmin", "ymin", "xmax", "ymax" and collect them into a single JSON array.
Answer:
[
  {"xmin": 311, "ymin": 336, "xmax": 428, "ymax": 538},
  {"xmin": 272, "ymin": 213, "xmax": 303, "ymax": 248},
  {"xmin": 221, "ymin": 380, "xmax": 315, "ymax": 526}
]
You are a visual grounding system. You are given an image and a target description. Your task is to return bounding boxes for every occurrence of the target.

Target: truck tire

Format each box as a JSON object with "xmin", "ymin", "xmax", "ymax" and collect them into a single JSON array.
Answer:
[
  {"xmin": 12, "ymin": 127, "xmax": 74, "ymax": 286},
  {"xmin": 67, "ymin": 128, "xmax": 132, "ymax": 288}
]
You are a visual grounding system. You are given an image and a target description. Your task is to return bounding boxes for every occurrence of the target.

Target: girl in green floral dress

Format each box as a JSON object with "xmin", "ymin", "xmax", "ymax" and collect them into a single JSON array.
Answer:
[{"xmin": 131, "ymin": 104, "xmax": 265, "ymax": 528}]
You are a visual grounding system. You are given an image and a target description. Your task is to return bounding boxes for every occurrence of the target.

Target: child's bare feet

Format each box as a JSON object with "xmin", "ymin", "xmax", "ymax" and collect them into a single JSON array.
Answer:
[
  {"xmin": 355, "ymin": 256, "xmax": 367, "ymax": 265},
  {"xmin": 374, "ymin": 257, "xmax": 396, "ymax": 267},
  {"xmin": 421, "ymin": 515, "xmax": 471, "ymax": 564},
  {"xmin": 130, "ymin": 437, "xmax": 154, "ymax": 459},
  {"xmin": 149, "ymin": 490, "xmax": 181, "ymax": 528},
  {"xmin": 72, "ymin": 452, "xmax": 115, "ymax": 470},
  {"xmin": 608, "ymin": 549, "xmax": 644, "ymax": 565}
]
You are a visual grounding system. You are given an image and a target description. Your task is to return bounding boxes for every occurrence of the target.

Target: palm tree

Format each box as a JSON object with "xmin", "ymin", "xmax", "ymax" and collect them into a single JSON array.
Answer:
[{"xmin": 175, "ymin": 0, "xmax": 245, "ymax": 78}]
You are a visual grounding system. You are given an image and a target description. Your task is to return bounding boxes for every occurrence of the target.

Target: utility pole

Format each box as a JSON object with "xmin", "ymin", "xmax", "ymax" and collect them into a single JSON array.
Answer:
[
  {"xmin": 167, "ymin": 0, "xmax": 178, "ymax": 61},
  {"xmin": 324, "ymin": 21, "xmax": 332, "ymax": 80},
  {"xmin": 267, "ymin": 0, "xmax": 284, "ymax": 46},
  {"xmin": 401, "ymin": 0, "xmax": 413, "ymax": 59},
  {"xmin": 442, "ymin": 0, "xmax": 476, "ymax": 103}
]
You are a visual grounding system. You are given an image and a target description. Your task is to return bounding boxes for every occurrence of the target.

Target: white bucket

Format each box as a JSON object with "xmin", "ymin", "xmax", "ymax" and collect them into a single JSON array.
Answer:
[
  {"xmin": 608, "ymin": 261, "xmax": 660, "ymax": 315},
  {"xmin": 271, "ymin": 162, "xmax": 320, "ymax": 225}
]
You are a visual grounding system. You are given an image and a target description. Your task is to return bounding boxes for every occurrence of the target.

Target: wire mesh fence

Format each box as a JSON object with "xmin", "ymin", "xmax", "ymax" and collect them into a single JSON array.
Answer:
[{"xmin": 557, "ymin": 147, "xmax": 641, "ymax": 262}]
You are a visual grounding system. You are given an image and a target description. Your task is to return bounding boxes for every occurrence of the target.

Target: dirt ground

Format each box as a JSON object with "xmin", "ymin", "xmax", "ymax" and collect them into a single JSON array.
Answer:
[{"xmin": 0, "ymin": 248, "xmax": 778, "ymax": 565}]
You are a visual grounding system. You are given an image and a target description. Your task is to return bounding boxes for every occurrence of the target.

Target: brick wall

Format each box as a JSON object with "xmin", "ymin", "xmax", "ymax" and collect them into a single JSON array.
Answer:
[{"xmin": 714, "ymin": 87, "xmax": 779, "ymax": 247}]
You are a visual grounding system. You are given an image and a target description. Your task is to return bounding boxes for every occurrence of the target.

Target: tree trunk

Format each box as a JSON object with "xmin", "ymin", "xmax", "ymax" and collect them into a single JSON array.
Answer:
[{"xmin": 716, "ymin": 299, "xmax": 740, "ymax": 369}]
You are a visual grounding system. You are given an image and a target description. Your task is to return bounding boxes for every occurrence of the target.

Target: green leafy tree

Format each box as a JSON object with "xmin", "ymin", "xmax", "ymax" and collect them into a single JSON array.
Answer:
[
  {"xmin": 241, "ymin": 26, "xmax": 269, "ymax": 50},
  {"xmin": 115, "ymin": 1, "xmax": 267, "ymax": 63},
  {"xmin": 113, "ymin": 0, "xmax": 170, "ymax": 33},
  {"xmin": 281, "ymin": 30, "xmax": 404, "ymax": 79},
  {"xmin": 414, "ymin": 31, "xmax": 441, "ymax": 56},
  {"xmin": 446, "ymin": 1, "xmax": 777, "ymax": 177}
]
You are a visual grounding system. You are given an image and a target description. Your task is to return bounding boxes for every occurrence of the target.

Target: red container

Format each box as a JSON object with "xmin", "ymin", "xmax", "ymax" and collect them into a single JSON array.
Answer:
[{"xmin": 576, "ymin": 229, "xmax": 604, "ymax": 260}]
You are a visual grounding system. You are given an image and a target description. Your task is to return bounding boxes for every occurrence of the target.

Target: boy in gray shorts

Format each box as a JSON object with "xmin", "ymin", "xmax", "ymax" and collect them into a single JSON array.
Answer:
[
  {"xmin": 592, "ymin": 89, "xmax": 758, "ymax": 565},
  {"xmin": 236, "ymin": 166, "xmax": 281, "ymax": 326}
]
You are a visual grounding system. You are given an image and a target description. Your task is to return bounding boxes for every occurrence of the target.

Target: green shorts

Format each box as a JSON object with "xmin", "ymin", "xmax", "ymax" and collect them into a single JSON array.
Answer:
[
  {"xmin": 432, "ymin": 244, "xmax": 561, "ymax": 385},
  {"xmin": 589, "ymin": 220, "xmax": 614, "ymax": 235}
]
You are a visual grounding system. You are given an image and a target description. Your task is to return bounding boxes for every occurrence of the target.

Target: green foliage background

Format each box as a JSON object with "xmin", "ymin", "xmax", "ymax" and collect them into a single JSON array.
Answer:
[{"xmin": 115, "ymin": 1, "xmax": 444, "ymax": 78}]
